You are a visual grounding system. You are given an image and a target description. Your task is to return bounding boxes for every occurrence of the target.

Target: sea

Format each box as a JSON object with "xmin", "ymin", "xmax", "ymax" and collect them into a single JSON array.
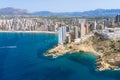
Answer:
[{"xmin": 0, "ymin": 33, "xmax": 120, "ymax": 80}]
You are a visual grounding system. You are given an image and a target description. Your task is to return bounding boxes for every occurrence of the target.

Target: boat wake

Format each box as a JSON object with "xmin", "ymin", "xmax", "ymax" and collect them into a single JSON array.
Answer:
[{"xmin": 0, "ymin": 46, "xmax": 17, "ymax": 48}]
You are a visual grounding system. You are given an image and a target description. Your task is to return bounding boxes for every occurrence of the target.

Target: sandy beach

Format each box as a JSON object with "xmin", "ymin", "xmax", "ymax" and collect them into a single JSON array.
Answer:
[
  {"xmin": 0, "ymin": 31, "xmax": 57, "ymax": 34},
  {"xmin": 45, "ymin": 41, "xmax": 99, "ymax": 58}
]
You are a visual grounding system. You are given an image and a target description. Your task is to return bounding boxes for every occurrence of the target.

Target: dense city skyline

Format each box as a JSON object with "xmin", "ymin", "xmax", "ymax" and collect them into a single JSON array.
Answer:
[{"xmin": 0, "ymin": 0, "xmax": 120, "ymax": 12}]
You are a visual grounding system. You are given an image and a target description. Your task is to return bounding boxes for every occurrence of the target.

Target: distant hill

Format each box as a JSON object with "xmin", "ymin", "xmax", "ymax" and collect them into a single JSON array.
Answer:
[
  {"xmin": 0, "ymin": 7, "xmax": 29, "ymax": 15},
  {"xmin": 33, "ymin": 11, "xmax": 52, "ymax": 15},
  {"xmin": 33, "ymin": 9, "xmax": 120, "ymax": 17},
  {"xmin": 81, "ymin": 9, "xmax": 120, "ymax": 17},
  {"xmin": 0, "ymin": 7, "xmax": 120, "ymax": 17}
]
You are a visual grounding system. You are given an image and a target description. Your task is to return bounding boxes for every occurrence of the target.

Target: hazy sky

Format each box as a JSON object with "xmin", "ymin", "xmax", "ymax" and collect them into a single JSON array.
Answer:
[{"xmin": 0, "ymin": 0, "xmax": 120, "ymax": 12}]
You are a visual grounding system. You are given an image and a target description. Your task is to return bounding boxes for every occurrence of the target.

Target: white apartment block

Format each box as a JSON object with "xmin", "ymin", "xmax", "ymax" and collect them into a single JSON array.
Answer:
[
  {"xmin": 98, "ymin": 28, "xmax": 120, "ymax": 40},
  {"xmin": 58, "ymin": 26, "xmax": 66, "ymax": 45}
]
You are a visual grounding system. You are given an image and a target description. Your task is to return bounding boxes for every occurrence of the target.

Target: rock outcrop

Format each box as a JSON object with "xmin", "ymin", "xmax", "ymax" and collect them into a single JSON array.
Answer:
[{"xmin": 45, "ymin": 33, "xmax": 120, "ymax": 71}]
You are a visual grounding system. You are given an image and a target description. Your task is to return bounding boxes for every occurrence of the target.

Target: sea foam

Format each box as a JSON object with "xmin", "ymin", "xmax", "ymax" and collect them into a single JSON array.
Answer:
[{"xmin": 0, "ymin": 46, "xmax": 17, "ymax": 48}]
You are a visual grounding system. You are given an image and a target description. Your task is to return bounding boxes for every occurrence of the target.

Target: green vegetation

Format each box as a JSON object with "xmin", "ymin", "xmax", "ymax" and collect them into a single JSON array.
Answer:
[
  {"xmin": 110, "ymin": 44, "xmax": 115, "ymax": 48},
  {"xmin": 69, "ymin": 46, "xmax": 72, "ymax": 49},
  {"xmin": 108, "ymin": 25, "xmax": 113, "ymax": 28}
]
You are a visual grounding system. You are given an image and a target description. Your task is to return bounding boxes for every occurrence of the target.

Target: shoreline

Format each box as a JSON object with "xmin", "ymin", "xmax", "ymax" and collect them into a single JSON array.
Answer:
[
  {"xmin": 0, "ymin": 31, "xmax": 57, "ymax": 34},
  {"xmin": 45, "ymin": 34, "xmax": 120, "ymax": 71},
  {"xmin": 45, "ymin": 42, "xmax": 100, "ymax": 58},
  {"xmin": 44, "ymin": 50, "xmax": 98, "ymax": 59}
]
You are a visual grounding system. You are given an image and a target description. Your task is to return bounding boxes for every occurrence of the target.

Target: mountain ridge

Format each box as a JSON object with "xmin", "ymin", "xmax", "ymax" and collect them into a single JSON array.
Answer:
[
  {"xmin": 32, "ymin": 9, "xmax": 120, "ymax": 17},
  {"xmin": 0, "ymin": 7, "xmax": 29, "ymax": 15},
  {"xmin": 0, "ymin": 7, "xmax": 120, "ymax": 17}
]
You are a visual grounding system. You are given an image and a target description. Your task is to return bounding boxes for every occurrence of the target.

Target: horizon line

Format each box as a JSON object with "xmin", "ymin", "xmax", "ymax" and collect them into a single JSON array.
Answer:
[{"xmin": 0, "ymin": 7, "xmax": 120, "ymax": 13}]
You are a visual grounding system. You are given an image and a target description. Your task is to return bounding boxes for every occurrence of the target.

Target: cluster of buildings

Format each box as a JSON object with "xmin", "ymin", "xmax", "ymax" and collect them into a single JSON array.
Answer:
[
  {"xmin": 115, "ymin": 14, "xmax": 120, "ymax": 26},
  {"xmin": 98, "ymin": 28, "xmax": 120, "ymax": 40},
  {"xmin": 0, "ymin": 18, "xmax": 37, "ymax": 31},
  {"xmin": 0, "ymin": 17, "xmax": 58, "ymax": 31},
  {"xmin": 0, "ymin": 15, "xmax": 120, "ymax": 44},
  {"xmin": 0, "ymin": 16, "xmax": 107, "ymax": 33},
  {"xmin": 58, "ymin": 19, "xmax": 105, "ymax": 45},
  {"xmin": 104, "ymin": 14, "xmax": 120, "ymax": 27},
  {"xmin": 58, "ymin": 14, "xmax": 120, "ymax": 45},
  {"xmin": 97, "ymin": 14, "xmax": 120, "ymax": 40}
]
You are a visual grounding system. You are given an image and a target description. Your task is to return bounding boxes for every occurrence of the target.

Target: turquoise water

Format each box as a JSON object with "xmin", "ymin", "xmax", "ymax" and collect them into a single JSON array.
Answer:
[{"xmin": 0, "ymin": 33, "xmax": 120, "ymax": 80}]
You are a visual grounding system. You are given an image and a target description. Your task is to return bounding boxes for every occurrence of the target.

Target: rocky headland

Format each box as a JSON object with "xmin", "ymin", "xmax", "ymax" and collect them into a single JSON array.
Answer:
[{"xmin": 45, "ymin": 33, "xmax": 120, "ymax": 71}]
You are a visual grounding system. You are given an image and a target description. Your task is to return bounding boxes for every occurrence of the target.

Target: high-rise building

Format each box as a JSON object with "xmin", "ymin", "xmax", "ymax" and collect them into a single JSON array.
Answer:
[
  {"xmin": 66, "ymin": 34, "xmax": 71, "ymax": 43},
  {"xmin": 58, "ymin": 26, "xmax": 66, "ymax": 45},
  {"xmin": 115, "ymin": 14, "xmax": 120, "ymax": 23},
  {"xmin": 93, "ymin": 21, "xmax": 97, "ymax": 30},
  {"xmin": 80, "ymin": 22, "xmax": 85, "ymax": 37},
  {"xmin": 85, "ymin": 23, "xmax": 90, "ymax": 34},
  {"xmin": 66, "ymin": 25, "xmax": 70, "ymax": 32},
  {"xmin": 74, "ymin": 26, "xmax": 78, "ymax": 39},
  {"xmin": 89, "ymin": 21, "xmax": 97, "ymax": 31}
]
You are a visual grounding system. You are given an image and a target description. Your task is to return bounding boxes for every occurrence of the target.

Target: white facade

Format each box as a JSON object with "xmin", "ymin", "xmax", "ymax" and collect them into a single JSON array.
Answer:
[
  {"xmin": 58, "ymin": 26, "xmax": 66, "ymax": 45},
  {"xmin": 80, "ymin": 22, "xmax": 85, "ymax": 37},
  {"xmin": 98, "ymin": 28, "xmax": 120, "ymax": 40}
]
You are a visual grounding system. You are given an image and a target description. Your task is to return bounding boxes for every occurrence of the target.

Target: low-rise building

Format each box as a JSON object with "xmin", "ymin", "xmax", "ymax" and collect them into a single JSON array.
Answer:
[{"xmin": 98, "ymin": 28, "xmax": 120, "ymax": 40}]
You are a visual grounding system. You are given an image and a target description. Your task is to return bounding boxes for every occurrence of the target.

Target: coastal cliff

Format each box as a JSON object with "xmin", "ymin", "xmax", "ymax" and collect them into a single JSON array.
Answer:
[
  {"xmin": 45, "ymin": 33, "xmax": 120, "ymax": 71},
  {"xmin": 92, "ymin": 33, "xmax": 120, "ymax": 71}
]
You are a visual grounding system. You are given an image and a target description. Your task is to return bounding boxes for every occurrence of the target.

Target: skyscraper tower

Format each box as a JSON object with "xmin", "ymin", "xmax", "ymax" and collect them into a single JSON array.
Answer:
[
  {"xmin": 80, "ymin": 22, "xmax": 85, "ymax": 37},
  {"xmin": 115, "ymin": 14, "xmax": 120, "ymax": 23},
  {"xmin": 94, "ymin": 21, "xmax": 97, "ymax": 30},
  {"xmin": 58, "ymin": 26, "xmax": 66, "ymax": 45},
  {"xmin": 74, "ymin": 26, "xmax": 78, "ymax": 39}
]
